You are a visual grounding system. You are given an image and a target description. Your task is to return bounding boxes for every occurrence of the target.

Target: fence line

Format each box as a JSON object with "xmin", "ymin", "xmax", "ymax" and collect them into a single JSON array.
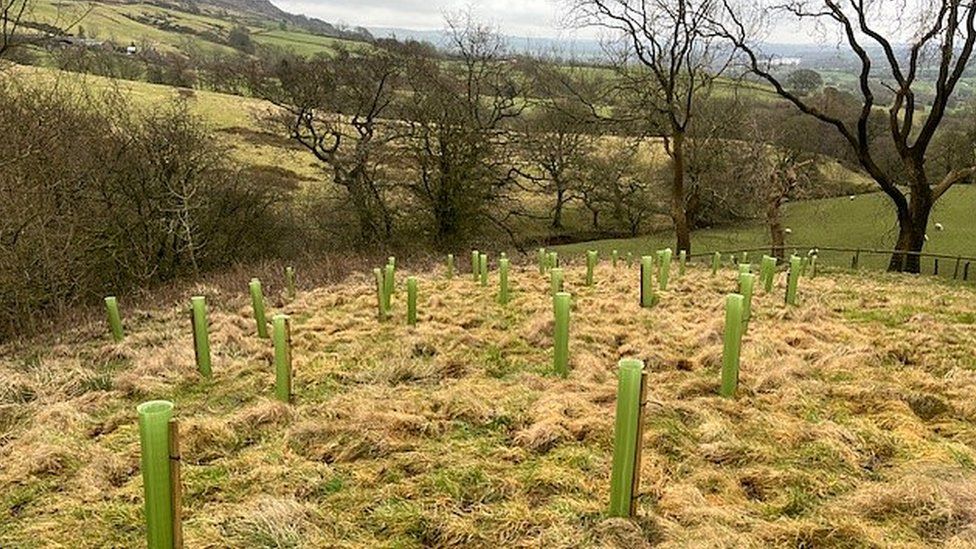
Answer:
[{"xmin": 686, "ymin": 245, "xmax": 976, "ymax": 281}]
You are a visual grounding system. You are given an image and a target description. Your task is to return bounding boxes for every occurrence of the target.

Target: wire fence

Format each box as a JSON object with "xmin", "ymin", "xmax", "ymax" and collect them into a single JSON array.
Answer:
[{"xmin": 688, "ymin": 245, "xmax": 976, "ymax": 282}]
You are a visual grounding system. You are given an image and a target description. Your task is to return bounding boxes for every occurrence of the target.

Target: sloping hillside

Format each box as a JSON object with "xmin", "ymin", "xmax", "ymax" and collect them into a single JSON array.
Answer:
[
  {"xmin": 1, "ymin": 260, "xmax": 975, "ymax": 546},
  {"xmin": 560, "ymin": 185, "xmax": 976, "ymax": 273},
  {"xmin": 22, "ymin": 0, "xmax": 368, "ymax": 56}
]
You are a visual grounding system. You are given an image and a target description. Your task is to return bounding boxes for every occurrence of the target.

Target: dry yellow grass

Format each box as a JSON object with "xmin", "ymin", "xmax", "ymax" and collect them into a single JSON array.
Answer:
[{"xmin": 2, "ymin": 259, "xmax": 976, "ymax": 547}]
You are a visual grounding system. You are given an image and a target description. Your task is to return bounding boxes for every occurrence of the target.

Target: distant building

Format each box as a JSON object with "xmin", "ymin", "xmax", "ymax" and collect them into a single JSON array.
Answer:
[{"xmin": 769, "ymin": 57, "xmax": 802, "ymax": 67}]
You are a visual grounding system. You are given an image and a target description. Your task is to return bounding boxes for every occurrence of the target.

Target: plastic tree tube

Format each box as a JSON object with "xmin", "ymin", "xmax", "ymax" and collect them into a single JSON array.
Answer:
[
  {"xmin": 190, "ymin": 296, "xmax": 211, "ymax": 378},
  {"xmin": 586, "ymin": 250, "xmax": 598, "ymax": 286},
  {"xmin": 383, "ymin": 263, "xmax": 394, "ymax": 314},
  {"xmin": 786, "ymin": 255, "xmax": 802, "ymax": 306},
  {"xmin": 285, "ymin": 267, "xmax": 296, "ymax": 300},
  {"xmin": 609, "ymin": 359, "xmax": 646, "ymax": 518},
  {"xmin": 137, "ymin": 400, "xmax": 175, "ymax": 549},
  {"xmin": 550, "ymin": 268, "xmax": 564, "ymax": 296},
  {"xmin": 739, "ymin": 273, "xmax": 756, "ymax": 327},
  {"xmin": 761, "ymin": 256, "xmax": 777, "ymax": 293},
  {"xmin": 407, "ymin": 277, "xmax": 418, "ymax": 325},
  {"xmin": 659, "ymin": 249, "xmax": 672, "ymax": 291},
  {"xmin": 105, "ymin": 296, "xmax": 124, "ymax": 342},
  {"xmin": 498, "ymin": 258, "xmax": 510, "ymax": 305},
  {"xmin": 373, "ymin": 268, "xmax": 385, "ymax": 321},
  {"xmin": 553, "ymin": 292, "xmax": 571, "ymax": 377},
  {"xmin": 720, "ymin": 294, "xmax": 745, "ymax": 398},
  {"xmin": 640, "ymin": 256, "xmax": 657, "ymax": 308},
  {"xmin": 249, "ymin": 278, "xmax": 268, "ymax": 339},
  {"xmin": 272, "ymin": 315, "xmax": 292, "ymax": 403}
]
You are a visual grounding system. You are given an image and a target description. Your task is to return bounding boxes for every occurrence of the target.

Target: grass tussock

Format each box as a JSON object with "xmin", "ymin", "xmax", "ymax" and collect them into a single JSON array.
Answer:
[{"xmin": 1, "ymin": 260, "xmax": 976, "ymax": 547}]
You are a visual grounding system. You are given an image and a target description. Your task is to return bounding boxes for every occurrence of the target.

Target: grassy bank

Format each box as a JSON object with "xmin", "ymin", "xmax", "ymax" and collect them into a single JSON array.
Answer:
[
  {"xmin": 2, "ymin": 260, "xmax": 976, "ymax": 546},
  {"xmin": 557, "ymin": 186, "xmax": 976, "ymax": 273}
]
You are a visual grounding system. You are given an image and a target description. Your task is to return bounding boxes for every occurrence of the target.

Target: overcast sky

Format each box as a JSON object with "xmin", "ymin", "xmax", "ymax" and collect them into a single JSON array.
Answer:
[
  {"xmin": 269, "ymin": 0, "xmax": 828, "ymax": 43},
  {"xmin": 271, "ymin": 0, "xmax": 594, "ymax": 38}
]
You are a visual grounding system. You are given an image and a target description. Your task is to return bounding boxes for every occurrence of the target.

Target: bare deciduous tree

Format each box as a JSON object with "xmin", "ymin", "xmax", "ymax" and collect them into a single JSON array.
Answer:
[
  {"xmin": 250, "ymin": 47, "xmax": 401, "ymax": 245},
  {"xmin": 571, "ymin": 0, "xmax": 730, "ymax": 254},
  {"xmin": 400, "ymin": 15, "xmax": 525, "ymax": 249},
  {"xmin": 718, "ymin": 0, "xmax": 976, "ymax": 272}
]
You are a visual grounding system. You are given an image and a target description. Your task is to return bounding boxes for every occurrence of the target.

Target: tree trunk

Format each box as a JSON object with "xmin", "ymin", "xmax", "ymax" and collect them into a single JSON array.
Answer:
[
  {"xmin": 552, "ymin": 186, "xmax": 565, "ymax": 230},
  {"xmin": 670, "ymin": 131, "xmax": 691, "ymax": 254},
  {"xmin": 887, "ymin": 189, "xmax": 931, "ymax": 273}
]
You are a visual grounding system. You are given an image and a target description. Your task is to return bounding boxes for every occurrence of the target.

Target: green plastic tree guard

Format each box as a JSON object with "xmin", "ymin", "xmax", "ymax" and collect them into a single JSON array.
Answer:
[
  {"xmin": 761, "ymin": 256, "xmax": 777, "ymax": 293},
  {"xmin": 499, "ymin": 258, "xmax": 510, "ymax": 305},
  {"xmin": 786, "ymin": 255, "xmax": 802, "ymax": 306},
  {"xmin": 285, "ymin": 266, "xmax": 296, "ymax": 301},
  {"xmin": 659, "ymin": 249, "xmax": 672, "ymax": 290},
  {"xmin": 374, "ymin": 268, "xmax": 385, "ymax": 321},
  {"xmin": 810, "ymin": 255, "xmax": 818, "ymax": 278},
  {"xmin": 548, "ymin": 251, "xmax": 558, "ymax": 270},
  {"xmin": 447, "ymin": 254, "xmax": 454, "ymax": 279},
  {"xmin": 742, "ymin": 251, "xmax": 749, "ymax": 264},
  {"xmin": 801, "ymin": 257, "xmax": 810, "ymax": 277},
  {"xmin": 640, "ymin": 256, "xmax": 657, "ymax": 308},
  {"xmin": 627, "ymin": 252, "xmax": 634, "ymax": 268},
  {"xmin": 137, "ymin": 400, "xmax": 175, "ymax": 549},
  {"xmin": 739, "ymin": 263, "xmax": 751, "ymax": 276},
  {"xmin": 679, "ymin": 250, "xmax": 687, "ymax": 276},
  {"xmin": 479, "ymin": 253, "xmax": 489, "ymax": 287},
  {"xmin": 712, "ymin": 251, "xmax": 721, "ymax": 275},
  {"xmin": 553, "ymin": 292, "xmax": 571, "ymax": 378},
  {"xmin": 105, "ymin": 296, "xmax": 124, "ymax": 342},
  {"xmin": 739, "ymin": 273, "xmax": 756, "ymax": 327},
  {"xmin": 249, "ymin": 278, "xmax": 268, "ymax": 339},
  {"xmin": 384, "ymin": 263, "xmax": 395, "ymax": 314},
  {"xmin": 190, "ymin": 296, "xmax": 211, "ymax": 378},
  {"xmin": 538, "ymin": 248, "xmax": 547, "ymax": 274},
  {"xmin": 550, "ymin": 267, "xmax": 564, "ymax": 296},
  {"xmin": 608, "ymin": 359, "xmax": 646, "ymax": 518},
  {"xmin": 612, "ymin": 249, "xmax": 619, "ymax": 267},
  {"xmin": 407, "ymin": 276, "xmax": 418, "ymax": 325},
  {"xmin": 472, "ymin": 250, "xmax": 480, "ymax": 280},
  {"xmin": 720, "ymin": 294, "xmax": 745, "ymax": 398},
  {"xmin": 272, "ymin": 315, "xmax": 292, "ymax": 403},
  {"xmin": 586, "ymin": 250, "xmax": 598, "ymax": 286}
]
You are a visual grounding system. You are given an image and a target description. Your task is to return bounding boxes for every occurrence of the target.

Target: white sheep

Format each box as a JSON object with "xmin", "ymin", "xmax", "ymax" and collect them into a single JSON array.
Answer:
[
  {"xmin": 935, "ymin": 222, "xmax": 944, "ymax": 231},
  {"xmin": 785, "ymin": 228, "xmax": 793, "ymax": 235},
  {"xmin": 849, "ymin": 195, "xmax": 856, "ymax": 201}
]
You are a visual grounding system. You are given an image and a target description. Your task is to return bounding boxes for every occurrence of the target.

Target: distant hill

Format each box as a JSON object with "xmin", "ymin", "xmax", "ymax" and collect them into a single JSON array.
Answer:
[
  {"xmin": 19, "ymin": 0, "xmax": 372, "ymax": 57},
  {"xmin": 170, "ymin": 0, "xmax": 373, "ymax": 41}
]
